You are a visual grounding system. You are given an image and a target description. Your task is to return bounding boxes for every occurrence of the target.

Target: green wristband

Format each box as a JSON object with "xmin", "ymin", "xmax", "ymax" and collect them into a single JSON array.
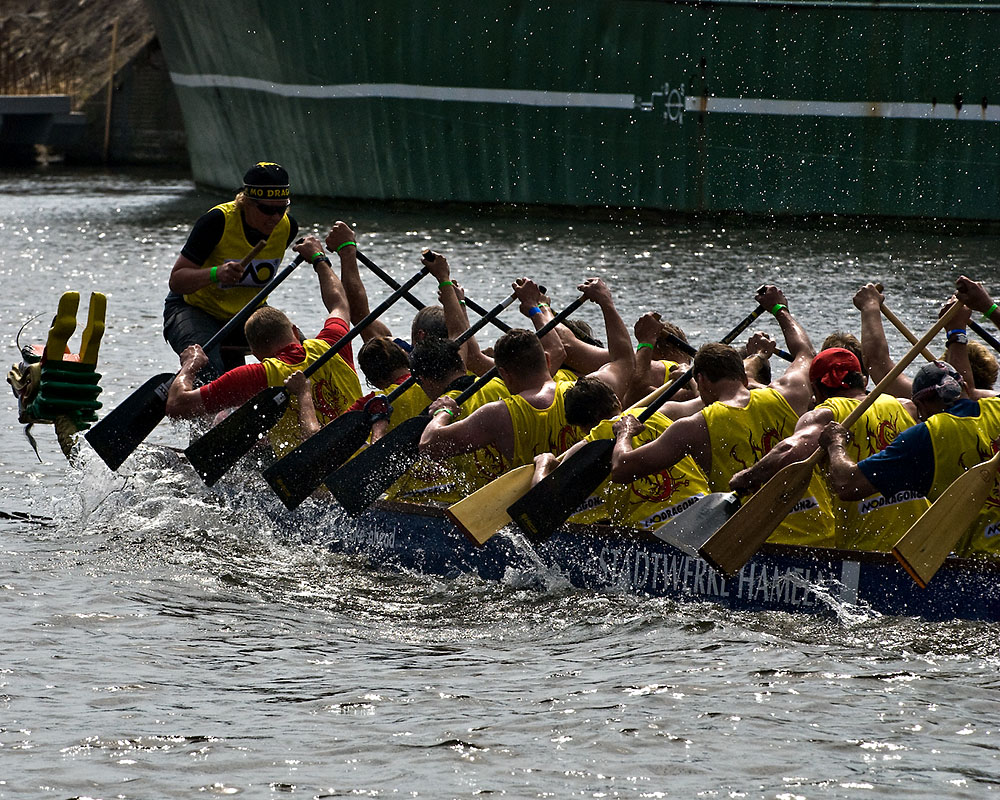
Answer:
[
  {"xmin": 439, "ymin": 280, "xmax": 454, "ymax": 288},
  {"xmin": 209, "ymin": 266, "xmax": 219, "ymax": 284},
  {"xmin": 770, "ymin": 303, "xmax": 788, "ymax": 315},
  {"xmin": 636, "ymin": 342, "xmax": 654, "ymax": 351},
  {"xmin": 310, "ymin": 251, "xmax": 325, "ymax": 264},
  {"xmin": 336, "ymin": 241, "xmax": 357, "ymax": 252},
  {"xmin": 433, "ymin": 406, "xmax": 455, "ymax": 417},
  {"xmin": 983, "ymin": 302, "xmax": 998, "ymax": 321}
]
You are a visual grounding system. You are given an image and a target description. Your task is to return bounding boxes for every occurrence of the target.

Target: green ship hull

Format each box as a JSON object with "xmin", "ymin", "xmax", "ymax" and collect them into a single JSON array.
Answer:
[{"xmin": 147, "ymin": 0, "xmax": 1000, "ymax": 221}]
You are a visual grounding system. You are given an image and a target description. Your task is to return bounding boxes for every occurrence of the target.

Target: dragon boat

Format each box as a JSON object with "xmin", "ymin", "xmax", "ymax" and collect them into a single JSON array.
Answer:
[{"xmin": 264, "ymin": 495, "xmax": 1000, "ymax": 623}]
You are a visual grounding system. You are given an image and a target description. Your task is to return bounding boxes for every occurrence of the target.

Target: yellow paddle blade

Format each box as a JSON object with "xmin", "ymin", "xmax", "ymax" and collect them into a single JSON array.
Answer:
[
  {"xmin": 892, "ymin": 451, "xmax": 1000, "ymax": 588},
  {"xmin": 446, "ymin": 464, "xmax": 535, "ymax": 546},
  {"xmin": 699, "ymin": 454, "xmax": 819, "ymax": 576}
]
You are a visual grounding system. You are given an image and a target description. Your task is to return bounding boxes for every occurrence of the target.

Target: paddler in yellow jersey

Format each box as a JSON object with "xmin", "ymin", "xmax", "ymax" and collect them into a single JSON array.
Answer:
[
  {"xmin": 163, "ymin": 161, "xmax": 300, "ymax": 379},
  {"xmin": 419, "ymin": 276, "xmax": 633, "ymax": 467},
  {"xmin": 165, "ymin": 233, "xmax": 362, "ymax": 457},
  {"xmin": 611, "ymin": 284, "xmax": 836, "ymax": 546},
  {"xmin": 730, "ymin": 347, "xmax": 929, "ymax": 550},
  {"xmin": 387, "ymin": 337, "xmax": 512, "ymax": 503},
  {"xmin": 821, "ymin": 276, "xmax": 1000, "ymax": 558},
  {"xmin": 532, "ymin": 373, "xmax": 710, "ymax": 530}
]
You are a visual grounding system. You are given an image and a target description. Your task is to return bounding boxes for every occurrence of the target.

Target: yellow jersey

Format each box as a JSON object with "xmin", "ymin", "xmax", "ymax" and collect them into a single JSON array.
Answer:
[
  {"xmin": 819, "ymin": 395, "xmax": 929, "ymax": 551},
  {"xmin": 703, "ymin": 387, "xmax": 835, "ymax": 548},
  {"xmin": 184, "ymin": 201, "xmax": 291, "ymax": 321}
]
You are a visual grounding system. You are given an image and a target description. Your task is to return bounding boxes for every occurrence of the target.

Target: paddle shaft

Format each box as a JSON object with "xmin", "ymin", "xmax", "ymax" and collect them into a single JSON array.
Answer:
[
  {"xmin": 202, "ymin": 248, "xmax": 302, "ymax": 355},
  {"xmin": 879, "ymin": 303, "xmax": 936, "ymax": 362},
  {"xmin": 448, "ymin": 296, "xmax": 588, "ymax": 409},
  {"xmin": 296, "ymin": 266, "xmax": 431, "ymax": 383},
  {"xmin": 666, "ymin": 332, "xmax": 792, "ymax": 363},
  {"xmin": 841, "ymin": 302, "xmax": 964, "ymax": 431},
  {"xmin": 83, "ymin": 243, "xmax": 293, "ymax": 471},
  {"xmin": 970, "ymin": 320, "xmax": 1000, "ymax": 354},
  {"xmin": 448, "ymin": 373, "xmax": 680, "ymax": 546},
  {"xmin": 384, "ymin": 292, "xmax": 518, "ymax": 404},
  {"xmin": 357, "ymin": 249, "xmax": 514, "ymax": 333}
]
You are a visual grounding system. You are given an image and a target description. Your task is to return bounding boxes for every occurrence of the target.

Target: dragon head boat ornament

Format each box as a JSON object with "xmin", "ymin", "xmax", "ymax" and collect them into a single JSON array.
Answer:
[{"xmin": 7, "ymin": 291, "xmax": 106, "ymax": 461}]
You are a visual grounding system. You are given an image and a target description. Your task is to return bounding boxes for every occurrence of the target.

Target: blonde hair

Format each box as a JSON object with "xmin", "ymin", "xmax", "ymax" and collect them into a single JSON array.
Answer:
[{"xmin": 244, "ymin": 306, "xmax": 295, "ymax": 354}]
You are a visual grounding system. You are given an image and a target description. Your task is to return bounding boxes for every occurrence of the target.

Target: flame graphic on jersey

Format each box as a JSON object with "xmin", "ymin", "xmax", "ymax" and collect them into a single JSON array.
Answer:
[
  {"xmin": 749, "ymin": 427, "xmax": 782, "ymax": 462},
  {"xmin": 632, "ymin": 469, "xmax": 691, "ymax": 503},
  {"xmin": 873, "ymin": 417, "xmax": 900, "ymax": 452},
  {"xmin": 313, "ymin": 379, "xmax": 344, "ymax": 421}
]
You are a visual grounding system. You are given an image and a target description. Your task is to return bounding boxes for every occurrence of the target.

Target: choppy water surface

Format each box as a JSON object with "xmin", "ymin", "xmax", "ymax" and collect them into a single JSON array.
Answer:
[{"xmin": 2, "ymin": 168, "xmax": 1000, "ymax": 798}]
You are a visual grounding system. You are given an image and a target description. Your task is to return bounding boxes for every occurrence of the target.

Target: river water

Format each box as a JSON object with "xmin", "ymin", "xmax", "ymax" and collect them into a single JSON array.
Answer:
[{"xmin": 2, "ymin": 168, "xmax": 1000, "ymax": 798}]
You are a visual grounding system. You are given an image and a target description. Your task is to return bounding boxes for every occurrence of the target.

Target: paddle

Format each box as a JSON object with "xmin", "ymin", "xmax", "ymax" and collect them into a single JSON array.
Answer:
[
  {"xmin": 262, "ymin": 290, "xmax": 519, "ymax": 510},
  {"xmin": 892, "ymin": 450, "xmax": 1000, "ymax": 587},
  {"xmin": 879, "ymin": 303, "xmax": 935, "ymax": 362},
  {"xmin": 84, "ymin": 241, "xmax": 285, "ymax": 470},
  {"xmin": 326, "ymin": 296, "xmax": 589, "ymax": 516},
  {"xmin": 970, "ymin": 320, "xmax": 1000, "ymax": 354},
  {"xmin": 357, "ymin": 249, "xmax": 515, "ymax": 333},
  {"xmin": 685, "ymin": 301, "xmax": 965, "ymax": 577},
  {"xmin": 446, "ymin": 380, "xmax": 678, "ymax": 545},
  {"xmin": 183, "ymin": 263, "xmax": 431, "ymax": 486},
  {"xmin": 505, "ymin": 304, "xmax": 769, "ymax": 542},
  {"xmin": 666, "ymin": 333, "xmax": 793, "ymax": 364}
]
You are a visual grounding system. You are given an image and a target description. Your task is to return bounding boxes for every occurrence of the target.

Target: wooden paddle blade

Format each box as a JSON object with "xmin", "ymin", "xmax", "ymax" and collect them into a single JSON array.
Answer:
[
  {"xmin": 262, "ymin": 410, "xmax": 373, "ymax": 510},
  {"xmin": 184, "ymin": 387, "xmax": 289, "ymax": 486},
  {"xmin": 699, "ymin": 458, "xmax": 817, "ymax": 576},
  {"xmin": 893, "ymin": 452, "xmax": 1000, "ymax": 588},
  {"xmin": 327, "ymin": 415, "xmax": 431, "ymax": 515},
  {"xmin": 84, "ymin": 372, "xmax": 174, "ymax": 470},
  {"xmin": 652, "ymin": 492, "xmax": 741, "ymax": 557},
  {"xmin": 445, "ymin": 464, "xmax": 535, "ymax": 546},
  {"xmin": 507, "ymin": 439, "xmax": 614, "ymax": 542}
]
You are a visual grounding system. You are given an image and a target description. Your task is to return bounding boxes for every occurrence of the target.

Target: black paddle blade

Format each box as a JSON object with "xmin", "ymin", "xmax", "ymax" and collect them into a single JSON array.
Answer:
[
  {"xmin": 652, "ymin": 492, "xmax": 741, "ymax": 557},
  {"xmin": 184, "ymin": 387, "xmax": 289, "ymax": 486},
  {"xmin": 84, "ymin": 372, "xmax": 174, "ymax": 470},
  {"xmin": 327, "ymin": 415, "xmax": 431, "ymax": 515},
  {"xmin": 263, "ymin": 409, "xmax": 374, "ymax": 510},
  {"xmin": 507, "ymin": 439, "xmax": 614, "ymax": 542}
]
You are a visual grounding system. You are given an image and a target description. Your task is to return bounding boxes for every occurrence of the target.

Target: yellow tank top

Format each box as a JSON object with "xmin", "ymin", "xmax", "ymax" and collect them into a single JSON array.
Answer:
[
  {"xmin": 184, "ymin": 201, "xmax": 292, "ymax": 321},
  {"xmin": 503, "ymin": 380, "xmax": 583, "ymax": 467},
  {"xmin": 386, "ymin": 379, "xmax": 514, "ymax": 504},
  {"xmin": 262, "ymin": 338, "xmax": 363, "ymax": 457},
  {"xmin": 569, "ymin": 409, "xmax": 709, "ymax": 530},
  {"xmin": 380, "ymin": 381, "xmax": 432, "ymax": 437},
  {"xmin": 819, "ymin": 395, "xmax": 929, "ymax": 551},
  {"xmin": 925, "ymin": 397, "xmax": 1000, "ymax": 557},
  {"xmin": 703, "ymin": 387, "xmax": 835, "ymax": 547},
  {"xmin": 658, "ymin": 360, "xmax": 680, "ymax": 384}
]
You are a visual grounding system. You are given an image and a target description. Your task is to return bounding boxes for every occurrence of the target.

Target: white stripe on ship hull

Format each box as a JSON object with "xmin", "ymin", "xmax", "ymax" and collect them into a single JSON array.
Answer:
[
  {"xmin": 688, "ymin": 96, "xmax": 1000, "ymax": 122},
  {"xmin": 170, "ymin": 72, "xmax": 1000, "ymax": 122}
]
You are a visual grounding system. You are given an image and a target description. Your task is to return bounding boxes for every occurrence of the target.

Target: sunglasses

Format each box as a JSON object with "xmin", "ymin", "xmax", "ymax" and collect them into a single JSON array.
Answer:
[{"xmin": 254, "ymin": 200, "xmax": 289, "ymax": 216}]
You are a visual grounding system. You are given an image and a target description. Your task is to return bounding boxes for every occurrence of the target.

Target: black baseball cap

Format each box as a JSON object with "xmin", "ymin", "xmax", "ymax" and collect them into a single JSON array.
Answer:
[{"xmin": 243, "ymin": 162, "xmax": 290, "ymax": 200}]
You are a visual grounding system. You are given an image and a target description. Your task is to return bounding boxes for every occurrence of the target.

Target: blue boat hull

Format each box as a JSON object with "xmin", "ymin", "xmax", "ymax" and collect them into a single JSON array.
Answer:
[{"xmin": 306, "ymin": 500, "xmax": 1000, "ymax": 622}]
